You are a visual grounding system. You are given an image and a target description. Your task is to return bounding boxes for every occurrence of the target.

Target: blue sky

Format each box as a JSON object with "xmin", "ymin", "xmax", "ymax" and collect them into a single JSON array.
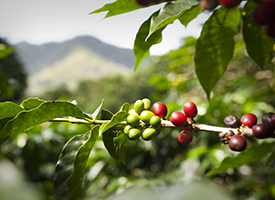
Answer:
[{"xmin": 0, "ymin": 0, "xmax": 208, "ymax": 55}]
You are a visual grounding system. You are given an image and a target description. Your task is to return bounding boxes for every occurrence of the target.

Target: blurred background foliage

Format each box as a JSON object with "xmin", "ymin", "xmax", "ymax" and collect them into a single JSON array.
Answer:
[
  {"xmin": 0, "ymin": 38, "xmax": 27, "ymax": 102},
  {"xmin": 0, "ymin": 35, "xmax": 275, "ymax": 200}
]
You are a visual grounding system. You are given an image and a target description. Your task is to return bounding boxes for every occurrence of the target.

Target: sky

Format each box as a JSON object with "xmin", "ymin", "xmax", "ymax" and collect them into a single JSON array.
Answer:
[{"xmin": 0, "ymin": 0, "xmax": 209, "ymax": 55}]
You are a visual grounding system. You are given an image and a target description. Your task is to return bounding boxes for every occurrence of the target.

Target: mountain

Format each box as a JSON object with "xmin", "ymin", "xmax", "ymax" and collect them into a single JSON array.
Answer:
[{"xmin": 14, "ymin": 35, "xmax": 135, "ymax": 95}]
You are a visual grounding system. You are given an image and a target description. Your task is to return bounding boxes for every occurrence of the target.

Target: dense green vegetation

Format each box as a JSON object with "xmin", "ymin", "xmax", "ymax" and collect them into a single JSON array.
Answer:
[{"xmin": 1, "ymin": 0, "xmax": 275, "ymax": 200}]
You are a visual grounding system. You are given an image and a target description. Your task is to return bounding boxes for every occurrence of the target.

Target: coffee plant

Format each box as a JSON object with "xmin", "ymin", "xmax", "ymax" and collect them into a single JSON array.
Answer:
[{"xmin": 1, "ymin": 0, "xmax": 275, "ymax": 199}]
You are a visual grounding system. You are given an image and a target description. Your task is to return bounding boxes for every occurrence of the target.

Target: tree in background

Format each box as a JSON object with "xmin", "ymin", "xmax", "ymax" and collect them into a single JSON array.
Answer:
[
  {"xmin": 0, "ymin": 38, "xmax": 27, "ymax": 101},
  {"xmin": 0, "ymin": 0, "xmax": 275, "ymax": 200}
]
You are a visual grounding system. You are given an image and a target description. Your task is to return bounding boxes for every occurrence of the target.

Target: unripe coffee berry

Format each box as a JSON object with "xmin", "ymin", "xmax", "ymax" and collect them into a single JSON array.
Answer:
[
  {"xmin": 252, "ymin": 123, "xmax": 273, "ymax": 139},
  {"xmin": 170, "ymin": 111, "xmax": 187, "ymax": 127},
  {"xmin": 149, "ymin": 115, "xmax": 161, "ymax": 129},
  {"xmin": 128, "ymin": 128, "xmax": 142, "ymax": 140},
  {"xmin": 140, "ymin": 110, "xmax": 155, "ymax": 124},
  {"xmin": 178, "ymin": 130, "xmax": 193, "ymax": 145},
  {"xmin": 142, "ymin": 128, "xmax": 157, "ymax": 141},
  {"xmin": 134, "ymin": 99, "xmax": 144, "ymax": 115},
  {"xmin": 152, "ymin": 102, "xmax": 167, "ymax": 118},
  {"xmin": 142, "ymin": 98, "xmax": 151, "ymax": 110},
  {"xmin": 241, "ymin": 113, "xmax": 257, "ymax": 128},
  {"xmin": 183, "ymin": 101, "xmax": 198, "ymax": 119},
  {"xmin": 229, "ymin": 135, "xmax": 247, "ymax": 152},
  {"xmin": 124, "ymin": 125, "xmax": 132, "ymax": 134},
  {"xmin": 126, "ymin": 114, "xmax": 140, "ymax": 127},
  {"xmin": 224, "ymin": 115, "xmax": 241, "ymax": 128},
  {"xmin": 128, "ymin": 109, "xmax": 139, "ymax": 116}
]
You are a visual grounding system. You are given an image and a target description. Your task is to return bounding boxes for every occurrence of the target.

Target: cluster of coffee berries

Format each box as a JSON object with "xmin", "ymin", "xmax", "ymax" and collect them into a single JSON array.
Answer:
[
  {"xmin": 135, "ymin": 0, "xmax": 172, "ymax": 6},
  {"xmin": 221, "ymin": 112, "xmax": 275, "ymax": 152},
  {"xmin": 124, "ymin": 98, "xmax": 163, "ymax": 141},
  {"xmin": 253, "ymin": 0, "xmax": 275, "ymax": 38},
  {"xmin": 170, "ymin": 101, "xmax": 198, "ymax": 145}
]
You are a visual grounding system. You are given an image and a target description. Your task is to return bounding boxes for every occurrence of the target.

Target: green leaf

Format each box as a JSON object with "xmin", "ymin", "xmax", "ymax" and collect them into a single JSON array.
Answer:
[
  {"xmin": 99, "ymin": 111, "xmax": 128, "ymax": 135},
  {"xmin": 178, "ymin": 5, "xmax": 202, "ymax": 26},
  {"xmin": 103, "ymin": 128, "xmax": 128, "ymax": 165},
  {"xmin": 101, "ymin": 109, "xmax": 114, "ymax": 120},
  {"xmin": 194, "ymin": 6, "xmax": 241, "ymax": 99},
  {"xmin": 207, "ymin": 141, "xmax": 275, "ymax": 176},
  {"xmin": 54, "ymin": 130, "xmax": 94, "ymax": 200},
  {"xmin": 84, "ymin": 99, "xmax": 105, "ymax": 120},
  {"xmin": 119, "ymin": 102, "xmax": 131, "ymax": 112},
  {"xmin": 148, "ymin": 3, "xmax": 201, "ymax": 39},
  {"xmin": 0, "ymin": 101, "xmax": 85, "ymax": 139},
  {"xmin": 90, "ymin": 0, "xmax": 142, "ymax": 18},
  {"xmin": 0, "ymin": 101, "xmax": 23, "ymax": 120},
  {"xmin": 134, "ymin": 10, "xmax": 163, "ymax": 70},
  {"xmin": 20, "ymin": 98, "xmax": 45, "ymax": 110},
  {"xmin": 266, "ymin": 144, "xmax": 275, "ymax": 165},
  {"xmin": 66, "ymin": 125, "xmax": 99, "ymax": 200},
  {"xmin": 242, "ymin": 0, "xmax": 275, "ymax": 68}
]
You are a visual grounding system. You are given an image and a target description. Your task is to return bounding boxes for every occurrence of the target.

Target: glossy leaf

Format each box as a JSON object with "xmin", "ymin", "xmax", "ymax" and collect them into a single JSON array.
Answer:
[
  {"xmin": 99, "ymin": 111, "xmax": 128, "ymax": 135},
  {"xmin": 54, "ymin": 131, "xmax": 92, "ymax": 200},
  {"xmin": 84, "ymin": 99, "xmax": 105, "ymax": 120},
  {"xmin": 66, "ymin": 125, "xmax": 99, "ymax": 200},
  {"xmin": 178, "ymin": 5, "xmax": 202, "ymax": 26},
  {"xmin": 103, "ymin": 128, "xmax": 128, "ymax": 165},
  {"xmin": 194, "ymin": 6, "xmax": 241, "ymax": 99},
  {"xmin": 148, "ymin": 2, "xmax": 201, "ymax": 38},
  {"xmin": 0, "ymin": 101, "xmax": 23, "ymax": 120},
  {"xmin": 134, "ymin": 10, "xmax": 163, "ymax": 70},
  {"xmin": 0, "ymin": 101, "xmax": 85, "ymax": 139},
  {"xmin": 90, "ymin": 0, "xmax": 142, "ymax": 18},
  {"xmin": 20, "ymin": 97, "xmax": 45, "ymax": 110},
  {"xmin": 242, "ymin": 0, "xmax": 275, "ymax": 68},
  {"xmin": 101, "ymin": 109, "xmax": 114, "ymax": 120},
  {"xmin": 119, "ymin": 102, "xmax": 131, "ymax": 112},
  {"xmin": 207, "ymin": 141, "xmax": 275, "ymax": 176}
]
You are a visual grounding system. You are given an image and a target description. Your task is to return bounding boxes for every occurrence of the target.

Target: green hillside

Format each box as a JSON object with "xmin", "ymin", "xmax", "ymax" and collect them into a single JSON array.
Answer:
[{"xmin": 26, "ymin": 46, "xmax": 133, "ymax": 95}]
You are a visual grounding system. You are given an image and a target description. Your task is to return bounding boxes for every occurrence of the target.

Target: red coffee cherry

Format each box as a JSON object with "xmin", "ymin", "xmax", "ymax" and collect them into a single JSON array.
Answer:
[
  {"xmin": 219, "ymin": 0, "xmax": 242, "ymax": 9},
  {"xmin": 229, "ymin": 135, "xmax": 247, "ymax": 152},
  {"xmin": 178, "ymin": 130, "xmax": 193, "ymax": 145},
  {"xmin": 183, "ymin": 101, "xmax": 198, "ymax": 119},
  {"xmin": 262, "ymin": 112, "xmax": 275, "ymax": 130},
  {"xmin": 170, "ymin": 111, "xmax": 187, "ymax": 127},
  {"xmin": 241, "ymin": 113, "xmax": 257, "ymax": 128},
  {"xmin": 252, "ymin": 123, "xmax": 273, "ymax": 139},
  {"xmin": 265, "ymin": 20, "xmax": 275, "ymax": 38},
  {"xmin": 135, "ymin": 0, "xmax": 154, "ymax": 6},
  {"xmin": 224, "ymin": 115, "xmax": 241, "ymax": 128},
  {"xmin": 253, "ymin": 4, "xmax": 272, "ymax": 26},
  {"xmin": 152, "ymin": 102, "xmax": 168, "ymax": 118}
]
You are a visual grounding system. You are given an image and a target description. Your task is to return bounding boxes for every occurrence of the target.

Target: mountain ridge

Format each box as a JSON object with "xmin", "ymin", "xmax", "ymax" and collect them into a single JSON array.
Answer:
[{"xmin": 15, "ymin": 35, "xmax": 135, "ymax": 74}]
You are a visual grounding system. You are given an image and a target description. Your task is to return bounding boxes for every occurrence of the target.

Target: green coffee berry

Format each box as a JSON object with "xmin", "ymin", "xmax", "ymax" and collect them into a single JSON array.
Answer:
[
  {"xmin": 126, "ymin": 114, "xmax": 140, "ymax": 127},
  {"xmin": 128, "ymin": 128, "xmax": 142, "ymax": 140},
  {"xmin": 142, "ymin": 127, "xmax": 157, "ymax": 141},
  {"xmin": 142, "ymin": 98, "xmax": 151, "ymax": 110},
  {"xmin": 134, "ymin": 99, "xmax": 144, "ymax": 115},
  {"xmin": 124, "ymin": 125, "xmax": 132, "ymax": 134},
  {"xmin": 140, "ymin": 110, "xmax": 155, "ymax": 124},
  {"xmin": 149, "ymin": 115, "xmax": 161, "ymax": 128},
  {"xmin": 128, "ymin": 109, "xmax": 139, "ymax": 116}
]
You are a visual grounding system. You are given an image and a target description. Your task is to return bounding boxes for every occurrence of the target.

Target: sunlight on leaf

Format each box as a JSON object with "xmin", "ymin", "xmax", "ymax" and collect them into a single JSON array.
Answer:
[
  {"xmin": 90, "ymin": 0, "xmax": 142, "ymax": 18},
  {"xmin": 207, "ymin": 141, "xmax": 275, "ymax": 176},
  {"xmin": 195, "ymin": 6, "xmax": 241, "ymax": 99}
]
